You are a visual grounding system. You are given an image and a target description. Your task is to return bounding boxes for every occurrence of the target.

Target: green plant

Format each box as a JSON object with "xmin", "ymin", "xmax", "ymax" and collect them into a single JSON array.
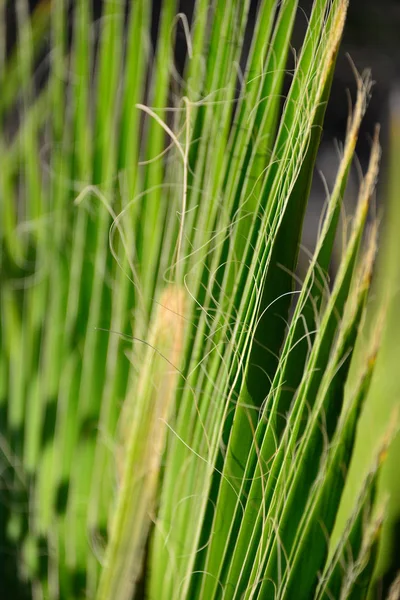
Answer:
[
  {"xmin": 333, "ymin": 86, "xmax": 400, "ymax": 599},
  {"xmin": 0, "ymin": 1, "xmax": 398, "ymax": 599}
]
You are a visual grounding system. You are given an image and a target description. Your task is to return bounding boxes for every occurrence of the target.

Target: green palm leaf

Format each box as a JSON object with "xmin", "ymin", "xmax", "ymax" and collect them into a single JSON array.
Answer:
[{"xmin": 1, "ymin": 1, "xmax": 399, "ymax": 599}]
